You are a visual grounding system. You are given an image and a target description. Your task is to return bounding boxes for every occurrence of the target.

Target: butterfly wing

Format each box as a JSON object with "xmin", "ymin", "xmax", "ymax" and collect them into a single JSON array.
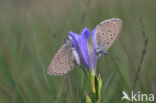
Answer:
[
  {"xmin": 94, "ymin": 18, "xmax": 122, "ymax": 52},
  {"xmin": 47, "ymin": 44, "xmax": 74, "ymax": 76}
]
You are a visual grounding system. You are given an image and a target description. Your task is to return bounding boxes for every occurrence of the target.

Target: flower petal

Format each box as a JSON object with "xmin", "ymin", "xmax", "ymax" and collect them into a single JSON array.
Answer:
[
  {"xmin": 91, "ymin": 27, "xmax": 97, "ymax": 70},
  {"xmin": 69, "ymin": 27, "xmax": 97, "ymax": 72},
  {"xmin": 69, "ymin": 27, "xmax": 91, "ymax": 67},
  {"xmin": 69, "ymin": 32, "xmax": 88, "ymax": 70}
]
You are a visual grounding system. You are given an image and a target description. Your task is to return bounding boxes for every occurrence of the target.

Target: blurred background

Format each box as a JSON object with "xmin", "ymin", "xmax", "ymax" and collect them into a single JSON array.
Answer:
[{"xmin": 0, "ymin": 0, "xmax": 156, "ymax": 103}]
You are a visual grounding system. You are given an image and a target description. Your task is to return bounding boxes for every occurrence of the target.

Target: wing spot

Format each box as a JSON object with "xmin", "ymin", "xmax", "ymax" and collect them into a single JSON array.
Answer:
[
  {"xmin": 107, "ymin": 42, "xmax": 109, "ymax": 44},
  {"xmin": 111, "ymin": 38, "xmax": 113, "ymax": 40},
  {"xmin": 108, "ymin": 30, "xmax": 111, "ymax": 32}
]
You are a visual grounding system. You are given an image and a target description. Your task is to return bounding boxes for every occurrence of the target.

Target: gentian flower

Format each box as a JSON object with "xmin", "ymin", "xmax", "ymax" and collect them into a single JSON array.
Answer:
[
  {"xmin": 69, "ymin": 27, "xmax": 102, "ymax": 101},
  {"xmin": 69, "ymin": 27, "xmax": 97, "ymax": 73}
]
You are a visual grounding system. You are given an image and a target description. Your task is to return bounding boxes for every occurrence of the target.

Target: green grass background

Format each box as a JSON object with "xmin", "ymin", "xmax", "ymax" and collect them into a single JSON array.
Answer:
[{"xmin": 0, "ymin": 0, "xmax": 156, "ymax": 103}]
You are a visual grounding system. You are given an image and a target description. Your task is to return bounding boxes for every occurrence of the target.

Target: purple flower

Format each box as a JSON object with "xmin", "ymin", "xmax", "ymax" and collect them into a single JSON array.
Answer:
[{"xmin": 69, "ymin": 27, "xmax": 97, "ymax": 73}]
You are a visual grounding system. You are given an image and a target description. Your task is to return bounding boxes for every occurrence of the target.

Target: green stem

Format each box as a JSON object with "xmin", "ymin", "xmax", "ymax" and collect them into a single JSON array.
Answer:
[
  {"xmin": 90, "ymin": 73, "xmax": 96, "ymax": 95},
  {"xmin": 88, "ymin": 71, "xmax": 102, "ymax": 103}
]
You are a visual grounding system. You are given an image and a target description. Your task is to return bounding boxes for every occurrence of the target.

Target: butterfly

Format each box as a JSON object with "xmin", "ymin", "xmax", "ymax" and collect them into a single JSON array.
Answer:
[
  {"xmin": 47, "ymin": 39, "xmax": 80, "ymax": 76},
  {"xmin": 94, "ymin": 18, "xmax": 122, "ymax": 56}
]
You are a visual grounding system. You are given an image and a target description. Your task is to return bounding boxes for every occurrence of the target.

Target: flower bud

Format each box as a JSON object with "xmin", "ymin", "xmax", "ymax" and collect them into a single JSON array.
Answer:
[{"xmin": 86, "ymin": 93, "xmax": 92, "ymax": 103}]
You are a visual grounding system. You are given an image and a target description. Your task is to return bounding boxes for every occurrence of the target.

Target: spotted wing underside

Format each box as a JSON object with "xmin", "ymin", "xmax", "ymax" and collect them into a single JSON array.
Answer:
[
  {"xmin": 95, "ymin": 18, "xmax": 122, "ymax": 51},
  {"xmin": 47, "ymin": 44, "xmax": 74, "ymax": 76}
]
